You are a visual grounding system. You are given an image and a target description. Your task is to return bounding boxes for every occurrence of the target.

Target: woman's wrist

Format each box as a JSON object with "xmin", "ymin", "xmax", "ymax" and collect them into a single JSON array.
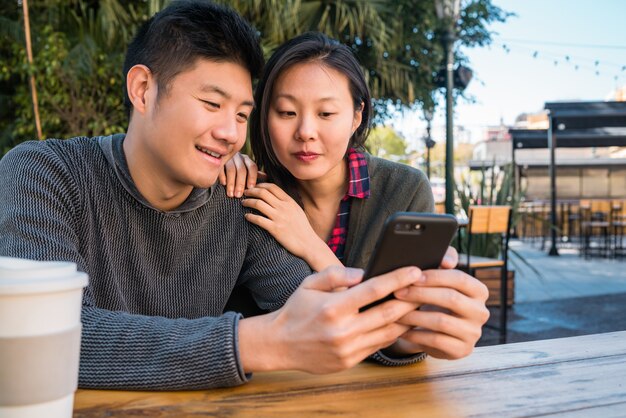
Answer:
[{"xmin": 305, "ymin": 237, "xmax": 343, "ymax": 271}]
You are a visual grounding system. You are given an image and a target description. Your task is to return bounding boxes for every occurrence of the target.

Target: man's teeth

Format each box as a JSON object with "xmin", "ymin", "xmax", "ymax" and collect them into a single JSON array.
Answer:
[{"xmin": 196, "ymin": 146, "xmax": 222, "ymax": 158}]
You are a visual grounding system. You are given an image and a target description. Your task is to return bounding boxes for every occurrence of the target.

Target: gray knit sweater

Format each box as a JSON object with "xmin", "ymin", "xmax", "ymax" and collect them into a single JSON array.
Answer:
[{"xmin": 0, "ymin": 135, "xmax": 312, "ymax": 390}]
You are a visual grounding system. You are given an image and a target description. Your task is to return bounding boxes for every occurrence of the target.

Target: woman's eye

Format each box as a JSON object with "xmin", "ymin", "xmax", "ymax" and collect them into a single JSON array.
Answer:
[
  {"xmin": 237, "ymin": 113, "xmax": 249, "ymax": 122},
  {"xmin": 278, "ymin": 111, "xmax": 296, "ymax": 117},
  {"xmin": 320, "ymin": 112, "xmax": 335, "ymax": 118}
]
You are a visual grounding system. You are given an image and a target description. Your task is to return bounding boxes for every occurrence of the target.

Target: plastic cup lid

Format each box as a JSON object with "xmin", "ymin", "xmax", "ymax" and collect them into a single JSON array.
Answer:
[{"xmin": 0, "ymin": 256, "xmax": 88, "ymax": 295}]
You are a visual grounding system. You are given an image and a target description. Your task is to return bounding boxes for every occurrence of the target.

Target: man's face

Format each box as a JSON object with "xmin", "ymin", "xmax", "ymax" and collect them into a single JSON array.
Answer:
[{"xmin": 139, "ymin": 59, "xmax": 254, "ymax": 193}]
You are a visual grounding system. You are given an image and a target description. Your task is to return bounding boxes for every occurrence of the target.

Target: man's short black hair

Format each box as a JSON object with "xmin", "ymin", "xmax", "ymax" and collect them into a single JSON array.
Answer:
[{"xmin": 123, "ymin": 0, "xmax": 264, "ymax": 117}]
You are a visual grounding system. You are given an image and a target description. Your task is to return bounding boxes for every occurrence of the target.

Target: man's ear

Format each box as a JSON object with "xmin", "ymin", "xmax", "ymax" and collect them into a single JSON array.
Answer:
[{"xmin": 126, "ymin": 64, "xmax": 153, "ymax": 116}]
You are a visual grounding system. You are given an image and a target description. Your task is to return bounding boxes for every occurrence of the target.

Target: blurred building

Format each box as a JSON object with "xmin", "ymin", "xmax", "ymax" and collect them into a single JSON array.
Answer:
[{"xmin": 469, "ymin": 95, "xmax": 626, "ymax": 200}]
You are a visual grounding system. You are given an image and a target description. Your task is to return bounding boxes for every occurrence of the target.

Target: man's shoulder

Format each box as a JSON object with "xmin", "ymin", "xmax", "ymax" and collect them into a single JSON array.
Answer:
[
  {"xmin": 1, "ymin": 136, "xmax": 112, "ymax": 196},
  {"xmin": 3, "ymin": 136, "xmax": 102, "ymax": 164}
]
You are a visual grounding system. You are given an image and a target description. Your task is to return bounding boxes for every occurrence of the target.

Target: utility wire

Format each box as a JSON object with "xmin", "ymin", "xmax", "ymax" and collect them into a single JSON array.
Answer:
[{"xmin": 499, "ymin": 37, "xmax": 626, "ymax": 50}]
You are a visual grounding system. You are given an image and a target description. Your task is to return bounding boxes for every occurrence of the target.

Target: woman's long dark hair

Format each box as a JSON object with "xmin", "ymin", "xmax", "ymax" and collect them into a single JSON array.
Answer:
[{"xmin": 249, "ymin": 32, "xmax": 372, "ymax": 203}]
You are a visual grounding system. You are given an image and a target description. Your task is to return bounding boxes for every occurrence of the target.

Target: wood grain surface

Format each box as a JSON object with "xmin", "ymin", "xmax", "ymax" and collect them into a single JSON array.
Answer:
[{"xmin": 74, "ymin": 331, "xmax": 626, "ymax": 417}]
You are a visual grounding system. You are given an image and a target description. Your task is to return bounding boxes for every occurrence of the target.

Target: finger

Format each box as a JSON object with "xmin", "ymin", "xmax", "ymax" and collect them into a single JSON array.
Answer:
[
  {"xmin": 396, "ymin": 310, "xmax": 480, "ymax": 342},
  {"xmin": 232, "ymin": 154, "xmax": 247, "ymax": 197},
  {"xmin": 355, "ymin": 298, "xmax": 419, "ymax": 333},
  {"xmin": 399, "ymin": 269, "xmax": 488, "ymax": 301},
  {"xmin": 344, "ymin": 267, "xmax": 422, "ymax": 312},
  {"xmin": 258, "ymin": 171, "xmax": 268, "ymax": 182},
  {"xmin": 244, "ymin": 213, "xmax": 275, "ymax": 234},
  {"xmin": 302, "ymin": 267, "xmax": 364, "ymax": 292},
  {"xmin": 360, "ymin": 322, "xmax": 413, "ymax": 355},
  {"xmin": 250, "ymin": 182, "xmax": 292, "ymax": 201},
  {"xmin": 242, "ymin": 155, "xmax": 259, "ymax": 189},
  {"xmin": 394, "ymin": 285, "xmax": 488, "ymax": 321},
  {"xmin": 440, "ymin": 246, "xmax": 458, "ymax": 269},
  {"xmin": 243, "ymin": 187, "xmax": 281, "ymax": 208},
  {"xmin": 225, "ymin": 159, "xmax": 238, "ymax": 197},
  {"xmin": 241, "ymin": 198, "xmax": 277, "ymax": 218},
  {"xmin": 400, "ymin": 328, "xmax": 473, "ymax": 360},
  {"xmin": 316, "ymin": 322, "xmax": 412, "ymax": 371},
  {"xmin": 219, "ymin": 167, "xmax": 227, "ymax": 186}
]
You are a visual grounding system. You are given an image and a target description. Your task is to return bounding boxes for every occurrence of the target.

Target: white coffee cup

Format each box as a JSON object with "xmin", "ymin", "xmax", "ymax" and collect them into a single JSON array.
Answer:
[{"xmin": 0, "ymin": 257, "xmax": 88, "ymax": 418}]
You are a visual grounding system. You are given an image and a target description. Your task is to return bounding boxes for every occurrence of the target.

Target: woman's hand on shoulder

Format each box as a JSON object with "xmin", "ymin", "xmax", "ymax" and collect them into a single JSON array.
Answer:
[
  {"xmin": 241, "ymin": 183, "xmax": 320, "ymax": 259},
  {"xmin": 219, "ymin": 153, "xmax": 266, "ymax": 198}
]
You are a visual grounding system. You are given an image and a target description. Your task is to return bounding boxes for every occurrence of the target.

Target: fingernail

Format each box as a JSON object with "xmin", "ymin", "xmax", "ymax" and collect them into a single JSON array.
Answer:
[
  {"xmin": 395, "ymin": 288, "xmax": 409, "ymax": 298},
  {"xmin": 235, "ymin": 189, "xmax": 243, "ymax": 198}
]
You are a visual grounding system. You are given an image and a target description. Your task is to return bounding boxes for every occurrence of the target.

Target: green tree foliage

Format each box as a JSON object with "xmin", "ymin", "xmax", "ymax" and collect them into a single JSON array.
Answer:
[
  {"xmin": 366, "ymin": 126, "xmax": 408, "ymax": 163},
  {"xmin": 0, "ymin": 0, "xmax": 168, "ymax": 154},
  {"xmin": 1, "ymin": 0, "xmax": 509, "ymax": 155},
  {"xmin": 219, "ymin": 0, "xmax": 510, "ymax": 120}
]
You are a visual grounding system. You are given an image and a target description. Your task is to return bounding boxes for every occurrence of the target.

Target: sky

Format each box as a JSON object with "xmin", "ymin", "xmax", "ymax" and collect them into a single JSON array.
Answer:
[{"xmin": 394, "ymin": 0, "xmax": 626, "ymax": 149}]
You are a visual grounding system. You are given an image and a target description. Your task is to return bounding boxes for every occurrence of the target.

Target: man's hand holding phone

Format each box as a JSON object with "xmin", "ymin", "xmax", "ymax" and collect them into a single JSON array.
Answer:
[{"xmin": 386, "ymin": 246, "xmax": 490, "ymax": 360}]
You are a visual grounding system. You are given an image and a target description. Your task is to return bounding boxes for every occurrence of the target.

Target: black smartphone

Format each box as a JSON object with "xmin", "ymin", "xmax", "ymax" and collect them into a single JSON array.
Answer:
[{"xmin": 360, "ymin": 212, "xmax": 458, "ymax": 311}]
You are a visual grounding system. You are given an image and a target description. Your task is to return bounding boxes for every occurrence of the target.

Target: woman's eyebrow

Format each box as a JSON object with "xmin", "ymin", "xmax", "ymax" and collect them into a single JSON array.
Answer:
[{"xmin": 274, "ymin": 93, "xmax": 339, "ymax": 103}]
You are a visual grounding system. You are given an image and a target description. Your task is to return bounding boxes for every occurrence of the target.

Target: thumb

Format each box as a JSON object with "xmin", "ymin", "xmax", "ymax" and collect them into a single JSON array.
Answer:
[
  {"xmin": 303, "ymin": 266, "xmax": 363, "ymax": 292},
  {"xmin": 440, "ymin": 246, "xmax": 458, "ymax": 269}
]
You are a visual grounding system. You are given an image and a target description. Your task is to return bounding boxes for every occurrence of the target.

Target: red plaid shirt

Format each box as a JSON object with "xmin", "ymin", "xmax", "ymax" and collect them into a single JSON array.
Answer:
[{"xmin": 327, "ymin": 148, "xmax": 370, "ymax": 261}]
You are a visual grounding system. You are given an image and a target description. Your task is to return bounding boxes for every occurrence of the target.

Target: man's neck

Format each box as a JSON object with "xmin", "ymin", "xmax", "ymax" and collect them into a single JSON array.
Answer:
[{"xmin": 123, "ymin": 128, "xmax": 194, "ymax": 212}]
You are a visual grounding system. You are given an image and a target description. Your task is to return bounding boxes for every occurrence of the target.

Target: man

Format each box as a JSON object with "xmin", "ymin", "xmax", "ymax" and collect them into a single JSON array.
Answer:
[{"xmin": 0, "ymin": 1, "xmax": 488, "ymax": 390}]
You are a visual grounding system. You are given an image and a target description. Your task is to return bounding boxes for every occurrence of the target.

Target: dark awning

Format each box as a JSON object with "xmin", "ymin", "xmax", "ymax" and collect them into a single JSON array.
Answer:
[
  {"xmin": 545, "ymin": 101, "xmax": 626, "ymax": 130},
  {"xmin": 510, "ymin": 127, "xmax": 626, "ymax": 149}
]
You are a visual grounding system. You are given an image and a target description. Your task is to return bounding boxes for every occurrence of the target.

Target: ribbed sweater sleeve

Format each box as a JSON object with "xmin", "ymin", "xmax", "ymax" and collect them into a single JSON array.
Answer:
[{"xmin": 0, "ymin": 138, "xmax": 311, "ymax": 390}]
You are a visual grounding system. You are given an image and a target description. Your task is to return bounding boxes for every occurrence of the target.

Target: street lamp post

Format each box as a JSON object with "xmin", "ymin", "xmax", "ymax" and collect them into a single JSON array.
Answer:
[
  {"xmin": 423, "ymin": 108, "xmax": 435, "ymax": 179},
  {"xmin": 435, "ymin": 0, "xmax": 461, "ymax": 215}
]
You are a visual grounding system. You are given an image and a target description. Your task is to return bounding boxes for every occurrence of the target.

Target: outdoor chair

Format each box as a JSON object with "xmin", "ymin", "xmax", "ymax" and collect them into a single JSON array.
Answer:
[
  {"xmin": 580, "ymin": 200, "xmax": 611, "ymax": 258},
  {"xmin": 611, "ymin": 200, "xmax": 626, "ymax": 258},
  {"xmin": 457, "ymin": 205, "xmax": 512, "ymax": 343}
]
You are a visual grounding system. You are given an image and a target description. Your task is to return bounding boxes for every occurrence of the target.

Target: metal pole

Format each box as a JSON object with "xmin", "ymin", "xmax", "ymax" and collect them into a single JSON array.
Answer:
[
  {"xmin": 548, "ymin": 112, "xmax": 560, "ymax": 256},
  {"xmin": 511, "ymin": 138, "xmax": 517, "ymax": 199},
  {"xmin": 425, "ymin": 119, "xmax": 432, "ymax": 179},
  {"xmin": 444, "ymin": 29, "xmax": 455, "ymax": 215}
]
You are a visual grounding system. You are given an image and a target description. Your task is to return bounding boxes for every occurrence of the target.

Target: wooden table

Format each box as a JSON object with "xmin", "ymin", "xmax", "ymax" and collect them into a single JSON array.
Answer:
[{"xmin": 74, "ymin": 331, "xmax": 626, "ymax": 417}]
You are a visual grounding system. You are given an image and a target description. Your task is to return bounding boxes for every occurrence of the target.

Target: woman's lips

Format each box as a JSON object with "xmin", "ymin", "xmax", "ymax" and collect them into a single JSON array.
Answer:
[{"xmin": 293, "ymin": 152, "xmax": 320, "ymax": 162}]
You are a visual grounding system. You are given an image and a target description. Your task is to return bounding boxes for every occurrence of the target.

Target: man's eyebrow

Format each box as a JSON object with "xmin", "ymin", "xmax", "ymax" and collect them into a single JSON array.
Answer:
[{"xmin": 199, "ymin": 84, "xmax": 254, "ymax": 107}]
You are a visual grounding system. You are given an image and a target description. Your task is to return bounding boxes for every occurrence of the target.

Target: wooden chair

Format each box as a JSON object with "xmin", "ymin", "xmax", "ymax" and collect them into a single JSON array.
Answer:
[{"xmin": 457, "ymin": 205, "xmax": 512, "ymax": 343}]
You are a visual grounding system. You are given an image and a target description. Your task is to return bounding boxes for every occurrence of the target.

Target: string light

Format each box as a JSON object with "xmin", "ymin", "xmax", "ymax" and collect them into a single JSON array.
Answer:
[{"xmin": 487, "ymin": 38, "xmax": 625, "ymax": 84}]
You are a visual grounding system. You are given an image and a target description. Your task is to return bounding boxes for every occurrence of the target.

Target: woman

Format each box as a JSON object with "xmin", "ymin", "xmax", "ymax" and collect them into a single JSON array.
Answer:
[
  {"xmin": 242, "ymin": 32, "xmax": 434, "ymax": 271},
  {"xmin": 225, "ymin": 33, "xmax": 489, "ymax": 361}
]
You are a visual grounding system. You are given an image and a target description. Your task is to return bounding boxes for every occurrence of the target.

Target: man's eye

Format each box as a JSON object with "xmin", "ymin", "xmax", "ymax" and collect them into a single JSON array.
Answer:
[
  {"xmin": 202, "ymin": 100, "xmax": 220, "ymax": 109},
  {"xmin": 320, "ymin": 112, "xmax": 335, "ymax": 118}
]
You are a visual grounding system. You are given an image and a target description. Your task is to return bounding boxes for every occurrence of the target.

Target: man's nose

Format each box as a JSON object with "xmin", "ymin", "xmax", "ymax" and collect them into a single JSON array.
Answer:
[{"xmin": 213, "ymin": 114, "xmax": 240, "ymax": 144}]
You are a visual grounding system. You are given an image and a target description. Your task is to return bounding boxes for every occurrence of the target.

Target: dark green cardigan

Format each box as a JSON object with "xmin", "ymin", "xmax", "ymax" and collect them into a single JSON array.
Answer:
[{"xmin": 343, "ymin": 153, "xmax": 435, "ymax": 269}]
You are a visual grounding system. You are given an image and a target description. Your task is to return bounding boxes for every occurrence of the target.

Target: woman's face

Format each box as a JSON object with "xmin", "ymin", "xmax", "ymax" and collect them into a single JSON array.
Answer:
[{"xmin": 267, "ymin": 62, "xmax": 362, "ymax": 183}]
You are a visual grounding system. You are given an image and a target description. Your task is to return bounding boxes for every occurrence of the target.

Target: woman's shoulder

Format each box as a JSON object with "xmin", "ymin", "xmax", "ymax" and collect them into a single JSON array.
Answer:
[{"xmin": 365, "ymin": 153, "xmax": 427, "ymax": 182}]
